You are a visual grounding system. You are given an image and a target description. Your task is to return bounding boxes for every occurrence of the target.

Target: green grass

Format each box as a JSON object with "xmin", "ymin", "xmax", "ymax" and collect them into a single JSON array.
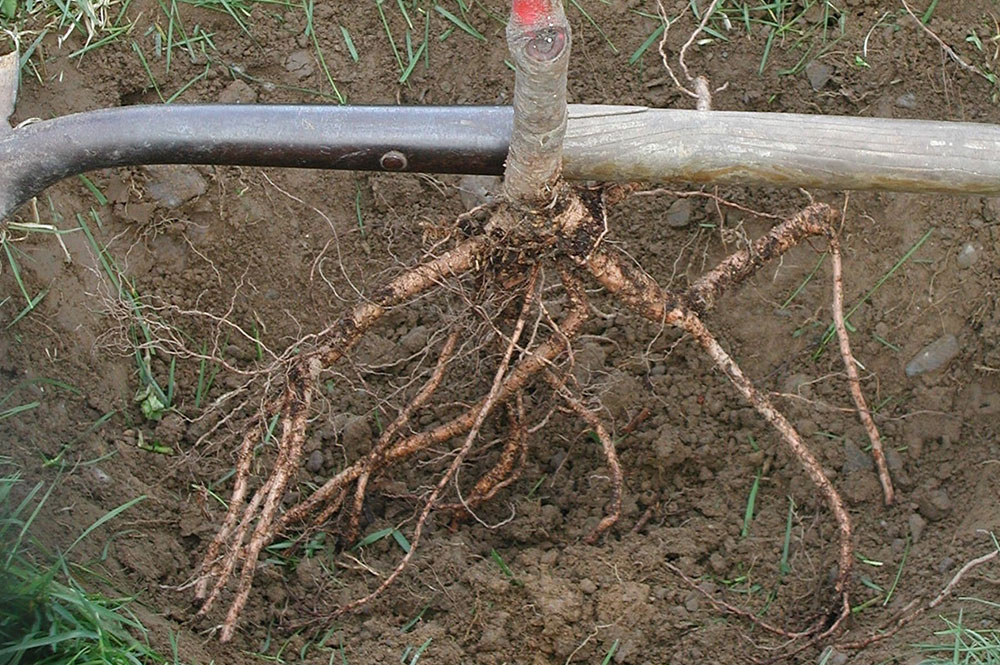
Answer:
[
  {"xmin": 915, "ymin": 536, "xmax": 1000, "ymax": 663},
  {"xmin": 962, "ymin": 16, "xmax": 1000, "ymax": 102},
  {"xmin": 78, "ymin": 211, "xmax": 177, "ymax": 422},
  {"xmin": 710, "ymin": 0, "xmax": 846, "ymax": 76},
  {"xmin": 0, "ymin": 458, "xmax": 165, "ymax": 665},
  {"xmin": 399, "ymin": 637, "xmax": 431, "ymax": 665},
  {"xmin": 0, "ymin": 378, "xmax": 81, "ymax": 431},
  {"xmin": 2, "ymin": 0, "xmax": 992, "ymax": 110},
  {"xmin": 353, "ymin": 525, "xmax": 411, "ymax": 553},
  {"xmin": 303, "ymin": 0, "xmax": 344, "ymax": 102},
  {"xmin": 739, "ymin": 467, "xmax": 761, "ymax": 538},
  {"xmin": 915, "ymin": 609, "xmax": 1000, "ymax": 664},
  {"xmin": 1, "ymin": 0, "xmax": 135, "ymax": 80},
  {"xmin": 488, "ymin": 548, "xmax": 522, "ymax": 587},
  {"xmin": 812, "ymin": 227, "xmax": 933, "ymax": 360},
  {"xmin": 2, "ymin": 0, "xmax": 853, "ymax": 109},
  {"xmin": 600, "ymin": 639, "xmax": 620, "ymax": 665},
  {"xmin": 0, "ymin": 218, "xmax": 72, "ymax": 328},
  {"xmin": 627, "ymin": 0, "xmax": 845, "ymax": 77},
  {"xmin": 194, "ymin": 341, "xmax": 222, "ymax": 409}
]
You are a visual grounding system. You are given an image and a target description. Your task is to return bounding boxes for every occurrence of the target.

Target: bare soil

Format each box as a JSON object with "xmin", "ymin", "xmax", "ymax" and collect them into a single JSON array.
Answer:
[{"xmin": 2, "ymin": 2, "xmax": 999, "ymax": 663}]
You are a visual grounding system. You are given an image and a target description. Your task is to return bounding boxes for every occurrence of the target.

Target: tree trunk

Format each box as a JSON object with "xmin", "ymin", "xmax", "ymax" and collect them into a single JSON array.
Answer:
[{"xmin": 502, "ymin": 0, "xmax": 572, "ymax": 208}]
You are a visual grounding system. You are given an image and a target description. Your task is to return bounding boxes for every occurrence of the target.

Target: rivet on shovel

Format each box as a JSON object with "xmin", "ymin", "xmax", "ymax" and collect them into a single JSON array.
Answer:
[{"xmin": 380, "ymin": 150, "xmax": 408, "ymax": 171}]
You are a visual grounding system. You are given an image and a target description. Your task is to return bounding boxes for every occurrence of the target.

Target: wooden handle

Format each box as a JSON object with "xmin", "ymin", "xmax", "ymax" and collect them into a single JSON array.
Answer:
[
  {"xmin": 0, "ymin": 51, "xmax": 17, "ymax": 132},
  {"xmin": 563, "ymin": 105, "xmax": 1000, "ymax": 194}
]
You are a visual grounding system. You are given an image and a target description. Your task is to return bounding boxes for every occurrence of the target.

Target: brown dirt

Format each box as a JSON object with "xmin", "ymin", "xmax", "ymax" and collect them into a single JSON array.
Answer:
[{"xmin": 2, "ymin": 1, "xmax": 999, "ymax": 663}]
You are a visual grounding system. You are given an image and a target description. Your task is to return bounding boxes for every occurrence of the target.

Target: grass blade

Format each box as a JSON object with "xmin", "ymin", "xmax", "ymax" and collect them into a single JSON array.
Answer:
[
  {"xmin": 64, "ymin": 495, "xmax": 147, "ymax": 557},
  {"xmin": 353, "ymin": 527, "xmax": 394, "ymax": 549},
  {"xmin": 2, "ymin": 240, "xmax": 32, "ymax": 306},
  {"xmin": 740, "ymin": 469, "xmax": 761, "ymax": 538},
  {"xmin": 883, "ymin": 535, "xmax": 909, "ymax": 606},
  {"xmin": 630, "ymin": 22, "xmax": 665, "ymax": 65},
  {"xmin": 6, "ymin": 288, "xmax": 47, "ymax": 328},
  {"xmin": 340, "ymin": 25, "xmax": 358, "ymax": 62},
  {"xmin": 434, "ymin": 6, "xmax": 485, "ymax": 42},
  {"xmin": 0, "ymin": 401, "xmax": 40, "ymax": 420},
  {"xmin": 814, "ymin": 228, "xmax": 933, "ymax": 358}
]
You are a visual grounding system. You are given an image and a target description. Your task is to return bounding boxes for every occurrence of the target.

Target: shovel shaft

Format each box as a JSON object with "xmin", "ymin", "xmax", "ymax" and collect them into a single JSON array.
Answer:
[
  {"xmin": 4, "ymin": 103, "xmax": 1000, "ymax": 221},
  {"xmin": 0, "ymin": 104, "xmax": 512, "ymax": 219}
]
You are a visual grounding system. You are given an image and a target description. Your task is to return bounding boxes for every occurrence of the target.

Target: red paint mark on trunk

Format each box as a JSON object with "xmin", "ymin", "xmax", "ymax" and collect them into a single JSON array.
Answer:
[{"xmin": 512, "ymin": 0, "xmax": 550, "ymax": 26}]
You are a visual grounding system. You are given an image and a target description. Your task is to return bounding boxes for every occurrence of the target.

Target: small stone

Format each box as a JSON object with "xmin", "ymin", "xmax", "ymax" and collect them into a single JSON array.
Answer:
[
  {"xmin": 908, "ymin": 513, "xmax": 926, "ymax": 543},
  {"xmin": 295, "ymin": 556, "xmax": 323, "ymax": 586},
  {"xmin": 937, "ymin": 557, "xmax": 955, "ymax": 573},
  {"xmin": 843, "ymin": 440, "xmax": 874, "ymax": 474},
  {"xmin": 457, "ymin": 175, "xmax": 500, "ymax": 210},
  {"xmin": 817, "ymin": 647, "xmax": 848, "ymax": 665},
  {"xmin": 894, "ymin": 92, "xmax": 918, "ymax": 109},
  {"xmin": 797, "ymin": 419, "xmax": 818, "ymax": 438},
  {"xmin": 341, "ymin": 415, "xmax": 371, "ymax": 451},
  {"xmin": 547, "ymin": 448, "xmax": 567, "ymax": 472},
  {"xmin": 154, "ymin": 413, "xmax": 186, "ymax": 446},
  {"xmin": 783, "ymin": 373, "xmax": 813, "ymax": 398},
  {"xmin": 666, "ymin": 198, "xmax": 692, "ymax": 228},
  {"xmin": 217, "ymin": 79, "xmax": 257, "ymax": 104},
  {"xmin": 956, "ymin": 242, "xmax": 981, "ymax": 269},
  {"xmin": 144, "ymin": 165, "xmax": 208, "ymax": 208},
  {"xmin": 613, "ymin": 638, "xmax": 637, "ymax": 665},
  {"xmin": 885, "ymin": 446, "xmax": 904, "ymax": 472},
  {"xmin": 801, "ymin": 3, "xmax": 824, "ymax": 23},
  {"xmin": 306, "ymin": 449, "xmax": 324, "ymax": 473},
  {"xmin": 905, "ymin": 334, "xmax": 960, "ymax": 377},
  {"xmin": 805, "ymin": 61, "xmax": 834, "ymax": 90},
  {"xmin": 86, "ymin": 466, "xmax": 112, "ymax": 486},
  {"xmin": 399, "ymin": 325, "xmax": 429, "ymax": 354},
  {"xmin": 917, "ymin": 489, "xmax": 953, "ymax": 522},
  {"xmin": 284, "ymin": 50, "xmax": 314, "ymax": 79},
  {"xmin": 683, "ymin": 591, "xmax": 701, "ymax": 613},
  {"xmin": 579, "ymin": 579, "xmax": 597, "ymax": 594}
]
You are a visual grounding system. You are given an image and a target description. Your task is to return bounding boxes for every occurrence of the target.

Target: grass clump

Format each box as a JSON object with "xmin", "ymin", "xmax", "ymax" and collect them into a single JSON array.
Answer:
[
  {"xmin": 0, "ymin": 458, "xmax": 162, "ymax": 665},
  {"xmin": 915, "ymin": 609, "xmax": 1000, "ymax": 664}
]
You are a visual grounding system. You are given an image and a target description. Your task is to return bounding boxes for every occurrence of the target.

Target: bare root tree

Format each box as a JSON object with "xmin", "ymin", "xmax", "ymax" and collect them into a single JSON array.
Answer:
[{"xmin": 192, "ymin": 0, "xmax": 901, "ymax": 653}]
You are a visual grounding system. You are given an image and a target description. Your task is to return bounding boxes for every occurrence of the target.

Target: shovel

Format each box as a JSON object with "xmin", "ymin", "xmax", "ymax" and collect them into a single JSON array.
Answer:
[{"xmin": 3, "ymin": 49, "xmax": 1000, "ymax": 222}]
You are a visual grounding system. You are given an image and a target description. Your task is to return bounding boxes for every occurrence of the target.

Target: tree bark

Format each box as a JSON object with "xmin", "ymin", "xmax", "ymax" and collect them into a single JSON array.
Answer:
[{"xmin": 502, "ymin": 0, "xmax": 572, "ymax": 208}]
